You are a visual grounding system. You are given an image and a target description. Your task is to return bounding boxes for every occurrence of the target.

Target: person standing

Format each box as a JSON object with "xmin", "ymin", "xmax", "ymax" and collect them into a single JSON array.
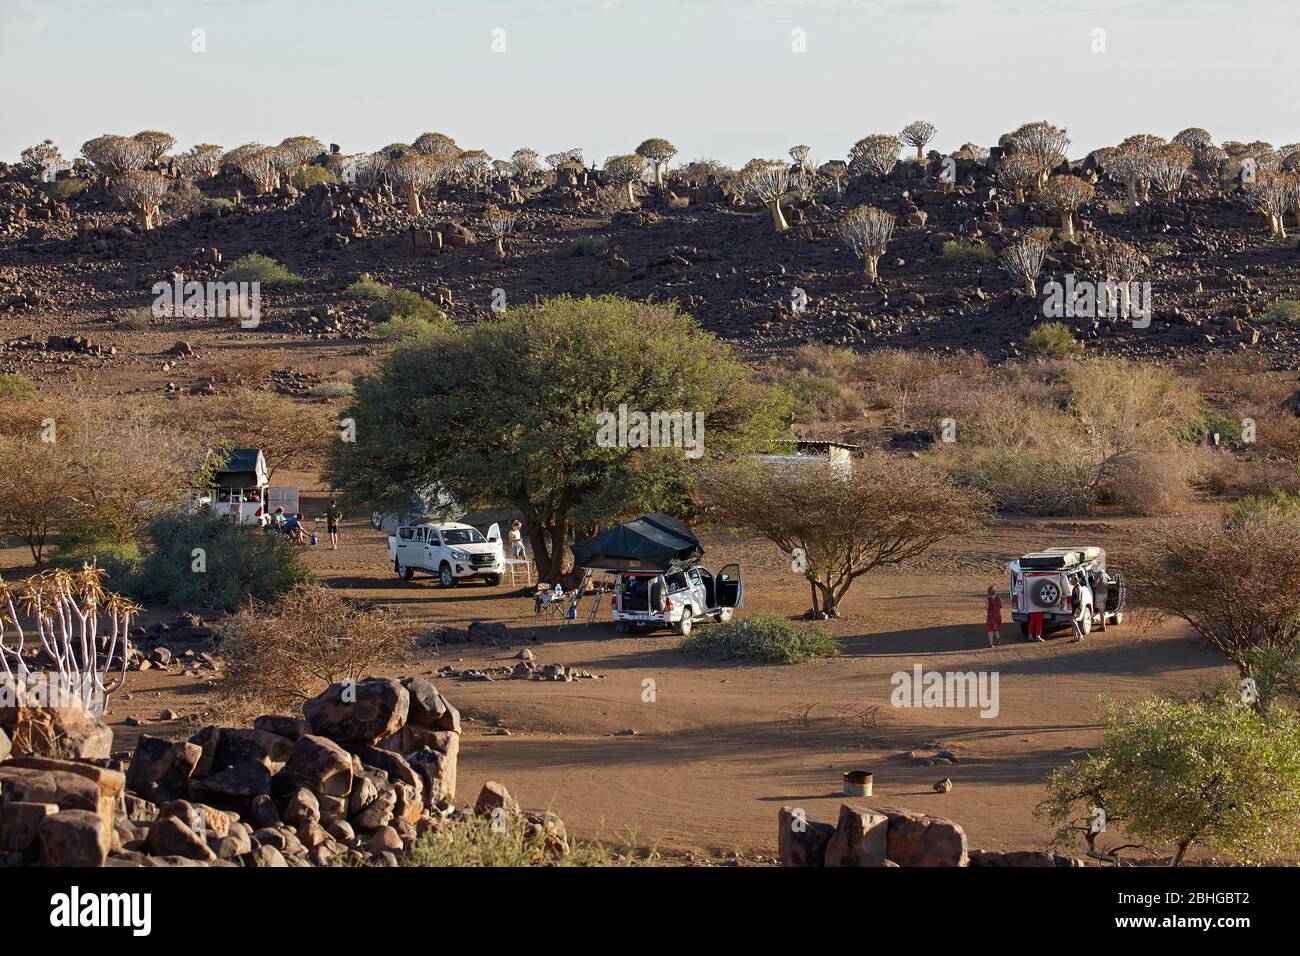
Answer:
[
  {"xmin": 985, "ymin": 585, "xmax": 1003, "ymax": 648},
  {"xmin": 325, "ymin": 500, "xmax": 342, "ymax": 550},
  {"xmin": 1027, "ymin": 608, "xmax": 1045, "ymax": 642},
  {"xmin": 508, "ymin": 518, "xmax": 526, "ymax": 560},
  {"xmin": 1069, "ymin": 578, "xmax": 1086, "ymax": 643},
  {"xmin": 1089, "ymin": 569, "xmax": 1109, "ymax": 632}
]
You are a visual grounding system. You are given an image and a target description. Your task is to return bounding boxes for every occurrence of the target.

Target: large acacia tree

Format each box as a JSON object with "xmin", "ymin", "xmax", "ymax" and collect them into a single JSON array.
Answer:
[{"xmin": 325, "ymin": 295, "xmax": 790, "ymax": 581}]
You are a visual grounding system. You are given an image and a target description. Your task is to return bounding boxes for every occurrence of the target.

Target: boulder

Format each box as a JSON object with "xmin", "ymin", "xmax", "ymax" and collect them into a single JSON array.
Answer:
[
  {"xmin": 211, "ymin": 728, "xmax": 293, "ymax": 774},
  {"xmin": 0, "ymin": 766, "xmax": 106, "ymax": 822},
  {"xmin": 824, "ymin": 805, "xmax": 890, "ymax": 867},
  {"xmin": 0, "ymin": 726, "xmax": 9, "ymax": 763},
  {"xmin": 39, "ymin": 810, "xmax": 111, "ymax": 866},
  {"xmin": 125, "ymin": 735, "xmax": 202, "ymax": 803},
  {"xmin": 146, "ymin": 816, "xmax": 217, "ymax": 862},
  {"xmin": 158, "ymin": 800, "xmax": 230, "ymax": 840},
  {"xmin": 188, "ymin": 761, "xmax": 272, "ymax": 804},
  {"xmin": 475, "ymin": 781, "xmax": 519, "ymax": 818},
  {"xmin": 303, "ymin": 678, "xmax": 409, "ymax": 745},
  {"xmin": 350, "ymin": 785, "xmax": 396, "ymax": 832},
  {"xmin": 0, "ymin": 801, "xmax": 60, "ymax": 853},
  {"xmin": 284, "ymin": 734, "xmax": 354, "ymax": 797},
  {"xmin": 874, "ymin": 806, "xmax": 968, "ymax": 867},
  {"xmin": 282, "ymin": 788, "xmax": 320, "ymax": 828},
  {"xmin": 253, "ymin": 715, "xmax": 309, "ymax": 740},
  {"xmin": 400, "ymin": 677, "xmax": 460, "ymax": 731},
  {"xmin": 0, "ymin": 684, "xmax": 113, "ymax": 759},
  {"xmin": 777, "ymin": 806, "xmax": 835, "ymax": 867}
]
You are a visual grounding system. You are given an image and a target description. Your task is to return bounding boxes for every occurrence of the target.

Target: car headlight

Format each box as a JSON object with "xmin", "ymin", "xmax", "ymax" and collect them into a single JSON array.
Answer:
[{"xmin": 450, "ymin": 549, "xmax": 471, "ymax": 562}]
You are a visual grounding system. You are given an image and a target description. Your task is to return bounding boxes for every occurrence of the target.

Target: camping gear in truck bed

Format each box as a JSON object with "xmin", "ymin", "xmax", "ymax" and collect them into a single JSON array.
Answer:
[{"xmin": 571, "ymin": 512, "xmax": 703, "ymax": 572}]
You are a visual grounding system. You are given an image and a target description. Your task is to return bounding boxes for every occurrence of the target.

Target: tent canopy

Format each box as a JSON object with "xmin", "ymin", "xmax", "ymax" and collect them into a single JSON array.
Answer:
[{"xmin": 572, "ymin": 513, "xmax": 702, "ymax": 572}]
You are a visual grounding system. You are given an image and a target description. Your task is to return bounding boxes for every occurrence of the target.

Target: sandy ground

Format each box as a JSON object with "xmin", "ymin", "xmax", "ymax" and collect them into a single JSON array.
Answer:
[{"xmin": 3, "ymin": 468, "xmax": 1229, "ymax": 861}]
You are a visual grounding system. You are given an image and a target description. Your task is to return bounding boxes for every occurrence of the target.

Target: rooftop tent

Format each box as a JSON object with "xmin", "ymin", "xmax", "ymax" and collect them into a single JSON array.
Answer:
[
  {"xmin": 571, "ymin": 512, "xmax": 703, "ymax": 572},
  {"xmin": 213, "ymin": 447, "xmax": 268, "ymax": 490}
]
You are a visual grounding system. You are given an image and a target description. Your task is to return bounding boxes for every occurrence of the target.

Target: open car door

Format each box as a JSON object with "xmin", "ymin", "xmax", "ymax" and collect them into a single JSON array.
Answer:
[{"xmin": 716, "ymin": 563, "xmax": 744, "ymax": 608}]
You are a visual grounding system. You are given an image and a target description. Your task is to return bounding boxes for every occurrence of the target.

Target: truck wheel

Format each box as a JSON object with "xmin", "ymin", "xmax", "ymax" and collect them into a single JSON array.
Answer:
[
  {"xmin": 396, "ymin": 561, "xmax": 414, "ymax": 582},
  {"xmin": 676, "ymin": 609, "xmax": 693, "ymax": 637},
  {"xmin": 717, "ymin": 607, "xmax": 733, "ymax": 623},
  {"xmin": 439, "ymin": 563, "xmax": 456, "ymax": 588},
  {"xmin": 483, "ymin": 574, "xmax": 501, "ymax": 587}
]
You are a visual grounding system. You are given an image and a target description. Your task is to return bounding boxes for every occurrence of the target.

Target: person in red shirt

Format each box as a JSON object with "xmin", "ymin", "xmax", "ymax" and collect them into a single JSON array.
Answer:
[{"xmin": 985, "ymin": 585, "xmax": 1003, "ymax": 647}]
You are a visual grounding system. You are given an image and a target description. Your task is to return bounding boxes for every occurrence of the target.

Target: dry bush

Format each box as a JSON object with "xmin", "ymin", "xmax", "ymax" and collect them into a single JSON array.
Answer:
[
  {"xmin": 213, "ymin": 586, "xmax": 412, "ymax": 722},
  {"xmin": 1103, "ymin": 447, "xmax": 1208, "ymax": 516},
  {"xmin": 194, "ymin": 351, "xmax": 281, "ymax": 387},
  {"xmin": 765, "ymin": 345, "xmax": 865, "ymax": 422},
  {"xmin": 857, "ymin": 349, "xmax": 963, "ymax": 426},
  {"xmin": 168, "ymin": 387, "xmax": 332, "ymax": 478},
  {"xmin": 1196, "ymin": 351, "xmax": 1291, "ymax": 409}
]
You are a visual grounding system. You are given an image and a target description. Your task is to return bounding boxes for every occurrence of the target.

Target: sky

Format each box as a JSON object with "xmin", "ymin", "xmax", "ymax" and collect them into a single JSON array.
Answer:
[{"xmin": 1, "ymin": 0, "xmax": 1297, "ymax": 167}]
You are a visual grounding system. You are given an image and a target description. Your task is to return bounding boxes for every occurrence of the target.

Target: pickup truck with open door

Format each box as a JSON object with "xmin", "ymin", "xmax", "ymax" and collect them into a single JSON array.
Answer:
[{"xmin": 612, "ymin": 563, "xmax": 744, "ymax": 635}]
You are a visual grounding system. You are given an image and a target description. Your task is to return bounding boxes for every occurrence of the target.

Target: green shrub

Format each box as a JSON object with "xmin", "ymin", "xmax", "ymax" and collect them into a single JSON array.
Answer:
[
  {"xmin": 1257, "ymin": 299, "xmax": 1300, "ymax": 325},
  {"xmin": 221, "ymin": 252, "xmax": 306, "ymax": 287},
  {"xmin": 307, "ymin": 380, "xmax": 353, "ymax": 398},
  {"xmin": 1024, "ymin": 321, "xmax": 1084, "ymax": 358},
  {"xmin": 941, "ymin": 239, "xmax": 994, "ymax": 262},
  {"xmin": 373, "ymin": 316, "xmax": 446, "ymax": 341},
  {"xmin": 566, "ymin": 236, "xmax": 608, "ymax": 257},
  {"xmin": 291, "ymin": 166, "xmax": 338, "ymax": 190},
  {"xmin": 398, "ymin": 811, "xmax": 645, "ymax": 867},
  {"xmin": 345, "ymin": 274, "xmax": 391, "ymax": 300},
  {"xmin": 118, "ymin": 309, "xmax": 152, "ymax": 331},
  {"xmin": 47, "ymin": 178, "xmax": 88, "ymax": 201},
  {"xmin": 124, "ymin": 513, "xmax": 313, "ymax": 611},
  {"xmin": 680, "ymin": 613, "xmax": 840, "ymax": 664},
  {"xmin": 1224, "ymin": 489, "xmax": 1300, "ymax": 528},
  {"xmin": 1182, "ymin": 412, "xmax": 1243, "ymax": 444},
  {"xmin": 0, "ymin": 373, "xmax": 37, "ymax": 400},
  {"xmin": 368, "ymin": 288, "xmax": 449, "ymax": 340}
]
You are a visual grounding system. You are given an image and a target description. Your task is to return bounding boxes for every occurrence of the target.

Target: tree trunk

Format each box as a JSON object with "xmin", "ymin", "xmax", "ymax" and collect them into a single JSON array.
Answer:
[
  {"xmin": 1060, "ymin": 209, "xmax": 1075, "ymax": 241},
  {"xmin": 768, "ymin": 199, "xmax": 789, "ymax": 233},
  {"xmin": 915, "ymin": 143, "xmax": 924, "ymax": 160},
  {"xmin": 816, "ymin": 582, "xmax": 840, "ymax": 618},
  {"xmin": 1023, "ymin": 276, "xmax": 1037, "ymax": 297},
  {"xmin": 864, "ymin": 255, "xmax": 879, "ymax": 281},
  {"xmin": 406, "ymin": 186, "xmax": 422, "ymax": 217},
  {"xmin": 494, "ymin": 236, "xmax": 505, "ymax": 258},
  {"xmin": 809, "ymin": 579, "xmax": 820, "ymax": 617},
  {"xmin": 1125, "ymin": 176, "xmax": 1138, "ymax": 211},
  {"xmin": 626, "ymin": 181, "xmax": 636, "ymax": 205}
]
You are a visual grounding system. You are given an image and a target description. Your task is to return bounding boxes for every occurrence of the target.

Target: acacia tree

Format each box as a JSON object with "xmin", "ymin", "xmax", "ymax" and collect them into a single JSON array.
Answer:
[
  {"xmin": 603, "ymin": 153, "xmax": 645, "ymax": 204},
  {"xmin": 900, "ymin": 120, "xmax": 937, "ymax": 159},
  {"xmin": 1042, "ymin": 174, "xmax": 1094, "ymax": 241},
  {"xmin": 837, "ymin": 205, "xmax": 895, "ymax": 279},
  {"xmin": 849, "ymin": 134, "xmax": 903, "ymax": 178},
  {"xmin": 325, "ymin": 295, "xmax": 790, "ymax": 582},
  {"xmin": 110, "ymin": 170, "xmax": 169, "ymax": 229},
  {"xmin": 1000, "ymin": 236, "xmax": 1049, "ymax": 295},
  {"xmin": 1007, "ymin": 121, "xmax": 1070, "ymax": 190},
  {"xmin": 0, "ymin": 436, "xmax": 76, "ymax": 564},
  {"xmin": 734, "ymin": 159, "xmax": 792, "ymax": 232},
  {"xmin": 995, "ymin": 153, "xmax": 1039, "ymax": 204},
  {"xmin": 386, "ymin": 153, "xmax": 443, "ymax": 216},
  {"xmin": 698, "ymin": 456, "xmax": 987, "ymax": 618},
  {"xmin": 635, "ymin": 138, "xmax": 677, "ymax": 185}
]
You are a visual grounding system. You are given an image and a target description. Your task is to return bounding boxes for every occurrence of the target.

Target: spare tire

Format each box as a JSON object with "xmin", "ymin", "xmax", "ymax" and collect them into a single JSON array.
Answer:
[{"xmin": 1030, "ymin": 578, "xmax": 1062, "ymax": 608}]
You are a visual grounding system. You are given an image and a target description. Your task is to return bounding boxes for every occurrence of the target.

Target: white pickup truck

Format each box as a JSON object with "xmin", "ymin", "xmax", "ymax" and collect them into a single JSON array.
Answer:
[{"xmin": 387, "ymin": 521, "xmax": 505, "ymax": 587}]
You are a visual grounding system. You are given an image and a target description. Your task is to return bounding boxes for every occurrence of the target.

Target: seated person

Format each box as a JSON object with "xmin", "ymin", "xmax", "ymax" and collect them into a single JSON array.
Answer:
[{"xmin": 282, "ymin": 513, "xmax": 306, "ymax": 541}]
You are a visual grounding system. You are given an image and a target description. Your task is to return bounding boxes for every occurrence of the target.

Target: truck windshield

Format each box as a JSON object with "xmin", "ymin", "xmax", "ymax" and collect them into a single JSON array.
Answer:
[{"xmin": 442, "ymin": 528, "xmax": 486, "ymax": 545}]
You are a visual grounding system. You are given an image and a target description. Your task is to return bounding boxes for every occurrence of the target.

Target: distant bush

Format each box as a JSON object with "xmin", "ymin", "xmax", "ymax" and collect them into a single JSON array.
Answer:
[
  {"xmin": 769, "ymin": 344, "xmax": 864, "ymax": 423},
  {"xmin": 941, "ymin": 239, "xmax": 994, "ymax": 262},
  {"xmin": 213, "ymin": 584, "xmax": 409, "ymax": 721},
  {"xmin": 1224, "ymin": 489, "xmax": 1300, "ymax": 528},
  {"xmin": 1182, "ymin": 412, "xmax": 1244, "ymax": 444},
  {"xmin": 307, "ymin": 380, "xmax": 353, "ymax": 398},
  {"xmin": 47, "ymin": 178, "xmax": 88, "ymax": 201},
  {"xmin": 399, "ymin": 810, "xmax": 642, "ymax": 867},
  {"xmin": 221, "ymin": 252, "xmax": 306, "ymax": 287},
  {"xmin": 48, "ymin": 515, "xmax": 144, "ymax": 579},
  {"xmin": 680, "ymin": 613, "xmax": 840, "ymax": 664},
  {"xmin": 0, "ymin": 373, "xmax": 37, "ymax": 400},
  {"xmin": 373, "ymin": 316, "xmax": 445, "ymax": 341},
  {"xmin": 344, "ymin": 274, "xmax": 391, "ymax": 300},
  {"xmin": 368, "ymin": 288, "xmax": 449, "ymax": 340},
  {"xmin": 566, "ymin": 236, "xmax": 608, "ymax": 257},
  {"xmin": 117, "ymin": 309, "xmax": 152, "ymax": 331},
  {"xmin": 1025, "ymin": 322, "xmax": 1084, "ymax": 357},
  {"xmin": 124, "ymin": 513, "xmax": 313, "ymax": 611},
  {"xmin": 1257, "ymin": 299, "xmax": 1300, "ymax": 325},
  {"xmin": 291, "ymin": 165, "xmax": 338, "ymax": 190}
]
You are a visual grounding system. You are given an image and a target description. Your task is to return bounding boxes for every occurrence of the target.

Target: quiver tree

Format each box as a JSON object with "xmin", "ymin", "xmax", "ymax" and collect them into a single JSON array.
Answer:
[
  {"xmin": 995, "ymin": 153, "xmax": 1039, "ymax": 204},
  {"xmin": 837, "ymin": 205, "xmax": 896, "ymax": 280},
  {"xmin": 458, "ymin": 149, "xmax": 493, "ymax": 188},
  {"xmin": 413, "ymin": 132, "xmax": 459, "ymax": 163},
  {"xmin": 789, "ymin": 144, "xmax": 814, "ymax": 196},
  {"xmin": 510, "ymin": 148, "xmax": 541, "ymax": 179},
  {"xmin": 819, "ymin": 160, "xmax": 848, "ymax": 194},
  {"xmin": 234, "ymin": 147, "xmax": 281, "ymax": 194},
  {"xmin": 1000, "ymin": 236, "xmax": 1049, "ymax": 296},
  {"xmin": 1246, "ymin": 171, "xmax": 1299, "ymax": 239},
  {"xmin": 1151, "ymin": 143, "xmax": 1193, "ymax": 198},
  {"xmin": 734, "ymin": 159, "xmax": 793, "ymax": 232},
  {"xmin": 900, "ymin": 120, "xmax": 937, "ymax": 159},
  {"xmin": 849, "ymin": 134, "xmax": 903, "ymax": 178},
  {"xmin": 81, "ymin": 134, "xmax": 148, "ymax": 185},
  {"xmin": 20, "ymin": 139, "xmax": 62, "ymax": 176},
  {"xmin": 484, "ymin": 204, "xmax": 517, "ymax": 258},
  {"xmin": 1042, "ymin": 174, "xmax": 1094, "ymax": 241},
  {"xmin": 602, "ymin": 153, "xmax": 645, "ymax": 204},
  {"xmin": 1172, "ymin": 127, "xmax": 1213, "ymax": 150},
  {"xmin": 1100, "ymin": 238, "xmax": 1145, "ymax": 282},
  {"xmin": 1111, "ymin": 134, "xmax": 1165, "ymax": 208},
  {"xmin": 277, "ymin": 135, "xmax": 325, "ymax": 171},
  {"xmin": 635, "ymin": 138, "xmax": 677, "ymax": 185},
  {"xmin": 110, "ymin": 170, "xmax": 169, "ymax": 229},
  {"xmin": 175, "ymin": 144, "xmax": 224, "ymax": 180},
  {"xmin": 1006, "ymin": 121, "xmax": 1070, "ymax": 190},
  {"xmin": 386, "ymin": 153, "xmax": 444, "ymax": 216},
  {"xmin": 132, "ymin": 130, "xmax": 175, "ymax": 164},
  {"xmin": 697, "ymin": 455, "xmax": 988, "ymax": 619}
]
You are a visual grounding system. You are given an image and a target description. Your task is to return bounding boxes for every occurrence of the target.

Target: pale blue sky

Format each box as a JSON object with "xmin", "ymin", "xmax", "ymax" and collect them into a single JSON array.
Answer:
[{"xmin": 2, "ymin": 0, "xmax": 1296, "ymax": 167}]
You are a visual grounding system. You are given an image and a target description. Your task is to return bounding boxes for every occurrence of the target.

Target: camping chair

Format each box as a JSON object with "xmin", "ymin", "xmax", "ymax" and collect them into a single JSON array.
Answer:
[{"xmin": 533, "ymin": 584, "xmax": 566, "ymax": 622}]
